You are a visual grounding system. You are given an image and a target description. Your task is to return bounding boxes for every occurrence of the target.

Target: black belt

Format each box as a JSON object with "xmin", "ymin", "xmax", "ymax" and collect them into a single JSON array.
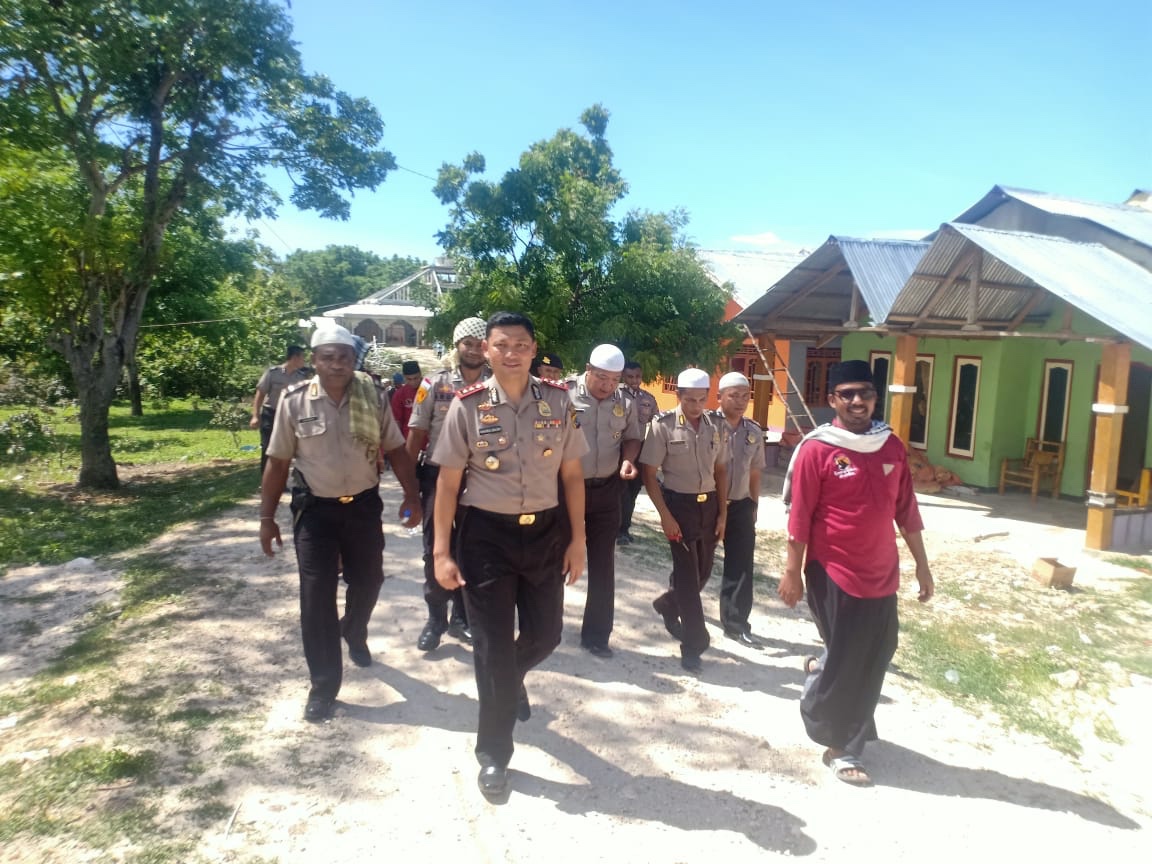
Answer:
[
  {"xmin": 471, "ymin": 506, "xmax": 558, "ymax": 527},
  {"xmin": 664, "ymin": 490, "xmax": 715, "ymax": 504},
  {"xmin": 585, "ymin": 475, "xmax": 617, "ymax": 488},
  {"xmin": 312, "ymin": 486, "xmax": 379, "ymax": 505}
]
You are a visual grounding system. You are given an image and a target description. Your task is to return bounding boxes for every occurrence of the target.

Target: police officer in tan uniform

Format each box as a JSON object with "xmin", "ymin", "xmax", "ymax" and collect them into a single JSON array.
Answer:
[
  {"xmin": 259, "ymin": 324, "xmax": 421, "ymax": 723},
  {"xmin": 250, "ymin": 345, "xmax": 309, "ymax": 475},
  {"xmin": 567, "ymin": 344, "xmax": 643, "ymax": 658},
  {"xmin": 405, "ymin": 316, "xmax": 490, "ymax": 651},
  {"xmin": 713, "ymin": 372, "xmax": 766, "ymax": 647},
  {"xmin": 432, "ymin": 311, "xmax": 588, "ymax": 799},
  {"xmin": 639, "ymin": 368, "xmax": 728, "ymax": 674},
  {"xmin": 618, "ymin": 360, "xmax": 659, "ymax": 544}
]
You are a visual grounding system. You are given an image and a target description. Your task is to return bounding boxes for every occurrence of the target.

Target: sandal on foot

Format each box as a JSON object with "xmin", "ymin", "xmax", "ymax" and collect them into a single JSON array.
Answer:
[
  {"xmin": 803, "ymin": 655, "xmax": 820, "ymax": 676},
  {"xmin": 822, "ymin": 750, "xmax": 872, "ymax": 786}
]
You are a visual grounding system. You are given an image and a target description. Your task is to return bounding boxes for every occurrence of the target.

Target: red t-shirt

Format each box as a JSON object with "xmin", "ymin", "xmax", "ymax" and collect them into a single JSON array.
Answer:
[
  {"xmin": 787, "ymin": 433, "xmax": 923, "ymax": 598},
  {"xmin": 390, "ymin": 384, "xmax": 418, "ymax": 440}
]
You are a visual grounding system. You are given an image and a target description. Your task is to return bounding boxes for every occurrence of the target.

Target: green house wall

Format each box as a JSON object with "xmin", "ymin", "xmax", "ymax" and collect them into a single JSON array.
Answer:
[{"xmin": 844, "ymin": 315, "xmax": 1152, "ymax": 496}]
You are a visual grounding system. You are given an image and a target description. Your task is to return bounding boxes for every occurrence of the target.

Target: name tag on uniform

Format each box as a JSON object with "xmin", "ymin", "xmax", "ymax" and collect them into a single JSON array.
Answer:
[
  {"xmin": 479, "ymin": 425, "xmax": 503, "ymax": 435},
  {"xmin": 669, "ymin": 439, "xmax": 687, "ymax": 448},
  {"xmin": 300, "ymin": 416, "xmax": 319, "ymax": 423}
]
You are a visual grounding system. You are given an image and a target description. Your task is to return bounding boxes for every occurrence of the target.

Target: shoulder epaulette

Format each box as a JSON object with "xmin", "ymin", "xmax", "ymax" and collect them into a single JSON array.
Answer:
[
  {"xmin": 542, "ymin": 379, "xmax": 569, "ymax": 391},
  {"xmin": 457, "ymin": 382, "xmax": 487, "ymax": 400},
  {"xmin": 282, "ymin": 379, "xmax": 311, "ymax": 397},
  {"xmin": 656, "ymin": 409, "xmax": 678, "ymax": 423}
]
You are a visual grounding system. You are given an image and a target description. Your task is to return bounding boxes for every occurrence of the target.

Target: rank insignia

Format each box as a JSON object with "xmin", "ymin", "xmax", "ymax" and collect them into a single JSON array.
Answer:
[{"xmin": 480, "ymin": 413, "xmax": 499, "ymax": 425}]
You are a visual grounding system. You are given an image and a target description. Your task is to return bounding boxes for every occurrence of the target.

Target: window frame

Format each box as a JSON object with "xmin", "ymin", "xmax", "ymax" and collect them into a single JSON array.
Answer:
[
  {"xmin": 946, "ymin": 355, "xmax": 982, "ymax": 459},
  {"xmin": 908, "ymin": 354, "xmax": 934, "ymax": 450}
]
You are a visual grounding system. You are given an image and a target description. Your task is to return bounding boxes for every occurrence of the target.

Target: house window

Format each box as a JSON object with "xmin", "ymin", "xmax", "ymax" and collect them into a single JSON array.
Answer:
[
  {"xmin": 803, "ymin": 347, "xmax": 841, "ymax": 405},
  {"xmin": 730, "ymin": 350, "xmax": 765, "ymax": 402},
  {"xmin": 1039, "ymin": 361, "xmax": 1072, "ymax": 443},
  {"xmin": 948, "ymin": 356, "xmax": 981, "ymax": 458},
  {"xmin": 870, "ymin": 351, "xmax": 892, "ymax": 422},
  {"xmin": 908, "ymin": 355, "xmax": 933, "ymax": 449}
]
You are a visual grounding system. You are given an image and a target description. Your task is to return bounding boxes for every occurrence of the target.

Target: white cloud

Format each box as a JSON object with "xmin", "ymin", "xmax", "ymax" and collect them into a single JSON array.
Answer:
[{"xmin": 729, "ymin": 230, "xmax": 786, "ymax": 248}]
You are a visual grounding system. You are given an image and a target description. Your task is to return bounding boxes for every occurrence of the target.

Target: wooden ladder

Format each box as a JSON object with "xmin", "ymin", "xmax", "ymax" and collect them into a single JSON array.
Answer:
[{"xmin": 739, "ymin": 324, "xmax": 816, "ymax": 440}]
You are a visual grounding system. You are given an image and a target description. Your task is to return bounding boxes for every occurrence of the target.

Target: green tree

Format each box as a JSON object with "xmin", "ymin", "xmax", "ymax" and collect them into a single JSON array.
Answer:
[
  {"xmin": 278, "ymin": 245, "xmax": 424, "ymax": 311},
  {"xmin": 0, "ymin": 0, "xmax": 395, "ymax": 488},
  {"xmin": 431, "ymin": 106, "xmax": 735, "ymax": 376}
]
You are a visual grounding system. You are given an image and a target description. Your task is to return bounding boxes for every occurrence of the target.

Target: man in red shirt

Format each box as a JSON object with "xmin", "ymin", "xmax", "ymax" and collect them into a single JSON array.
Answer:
[
  {"xmin": 390, "ymin": 360, "xmax": 422, "ymax": 440},
  {"xmin": 778, "ymin": 360, "xmax": 934, "ymax": 786}
]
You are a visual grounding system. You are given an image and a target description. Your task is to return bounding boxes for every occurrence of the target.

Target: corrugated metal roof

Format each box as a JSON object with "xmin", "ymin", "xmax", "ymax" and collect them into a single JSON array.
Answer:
[
  {"xmin": 896, "ymin": 223, "xmax": 1152, "ymax": 349},
  {"xmin": 732, "ymin": 237, "xmax": 927, "ymax": 331},
  {"xmin": 323, "ymin": 304, "xmax": 434, "ymax": 319}
]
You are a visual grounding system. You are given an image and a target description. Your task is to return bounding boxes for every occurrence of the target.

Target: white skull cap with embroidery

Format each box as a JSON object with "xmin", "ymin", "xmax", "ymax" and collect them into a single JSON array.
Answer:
[
  {"xmin": 676, "ymin": 368, "xmax": 710, "ymax": 389},
  {"xmin": 588, "ymin": 344, "xmax": 625, "ymax": 372},
  {"xmin": 310, "ymin": 323, "xmax": 358, "ymax": 349},
  {"xmin": 717, "ymin": 371, "xmax": 750, "ymax": 391},
  {"xmin": 452, "ymin": 317, "xmax": 487, "ymax": 345}
]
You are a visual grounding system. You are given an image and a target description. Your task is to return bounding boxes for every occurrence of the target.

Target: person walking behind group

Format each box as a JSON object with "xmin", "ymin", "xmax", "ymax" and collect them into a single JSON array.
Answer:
[
  {"xmin": 567, "ymin": 344, "xmax": 643, "ymax": 659},
  {"xmin": 432, "ymin": 311, "xmax": 587, "ymax": 799},
  {"xmin": 618, "ymin": 360, "xmax": 658, "ymax": 544},
  {"xmin": 390, "ymin": 360, "xmax": 422, "ymax": 440},
  {"xmin": 250, "ymin": 345, "xmax": 308, "ymax": 475},
  {"xmin": 405, "ymin": 317, "xmax": 490, "ymax": 651},
  {"xmin": 778, "ymin": 360, "xmax": 934, "ymax": 786},
  {"xmin": 714, "ymin": 372, "xmax": 766, "ymax": 648},
  {"xmin": 259, "ymin": 324, "xmax": 422, "ymax": 723},
  {"xmin": 639, "ymin": 369, "xmax": 727, "ymax": 674},
  {"xmin": 531, "ymin": 351, "xmax": 565, "ymax": 382}
]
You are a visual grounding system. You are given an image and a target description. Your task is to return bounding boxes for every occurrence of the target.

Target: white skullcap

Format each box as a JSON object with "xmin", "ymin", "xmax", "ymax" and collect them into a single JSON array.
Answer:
[
  {"xmin": 718, "ymin": 371, "xmax": 750, "ymax": 391},
  {"xmin": 452, "ymin": 316, "xmax": 487, "ymax": 345},
  {"xmin": 311, "ymin": 323, "xmax": 358, "ymax": 349},
  {"xmin": 676, "ymin": 368, "xmax": 710, "ymax": 389},
  {"xmin": 588, "ymin": 343, "xmax": 625, "ymax": 372}
]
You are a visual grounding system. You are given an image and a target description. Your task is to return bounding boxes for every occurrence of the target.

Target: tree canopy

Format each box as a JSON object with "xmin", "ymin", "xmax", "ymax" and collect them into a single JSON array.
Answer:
[
  {"xmin": 0, "ymin": 0, "xmax": 395, "ymax": 487},
  {"xmin": 430, "ymin": 106, "xmax": 737, "ymax": 377},
  {"xmin": 277, "ymin": 246, "xmax": 425, "ymax": 311}
]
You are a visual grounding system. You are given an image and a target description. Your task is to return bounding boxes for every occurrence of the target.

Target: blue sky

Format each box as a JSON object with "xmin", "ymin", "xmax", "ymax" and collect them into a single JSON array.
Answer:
[{"xmin": 250, "ymin": 0, "xmax": 1151, "ymax": 261}]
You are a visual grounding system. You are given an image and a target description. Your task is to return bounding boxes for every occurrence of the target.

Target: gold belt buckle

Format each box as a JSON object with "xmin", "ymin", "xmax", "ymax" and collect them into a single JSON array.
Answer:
[
  {"xmin": 695, "ymin": 493, "xmax": 708, "ymax": 503},
  {"xmin": 338, "ymin": 495, "xmax": 354, "ymax": 504},
  {"xmin": 518, "ymin": 514, "xmax": 536, "ymax": 526}
]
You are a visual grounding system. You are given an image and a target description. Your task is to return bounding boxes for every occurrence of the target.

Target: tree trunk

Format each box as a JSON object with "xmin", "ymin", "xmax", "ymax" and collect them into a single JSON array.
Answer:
[
  {"xmin": 76, "ymin": 378, "xmax": 120, "ymax": 489},
  {"xmin": 128, "ymin": 356, "xmax": 143, "ymax": 417}
]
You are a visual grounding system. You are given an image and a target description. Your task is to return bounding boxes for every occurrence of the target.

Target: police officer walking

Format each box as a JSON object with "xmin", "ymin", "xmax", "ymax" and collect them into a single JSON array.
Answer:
[
  {"xmin": 713, "ymin": 372, "xmax": 765, "ymax": 647},
  {"xmin": 432, "ymin": 312, "xmax": 587, "ymax": 799},
  {"xmin": 405, "ymin": 316, "xmax": 490, "ymax": 650},
  {"xmin": 567, "ymin": 344, "xmax": 643, "ymax": 659},
  {"xmin": 639, "ymin": 368, "xmax": 728, "ymax": 673},
  {"xmin": 259, "ymin": 324, "xmax": 421, "ymax": 723},
  {"xmin": 618, "ymin": 360, "xmax": 659, "ymax": 544},
  {"xmin": 250, "ymin": 345, "xmax": 308, "ymax": 476}
]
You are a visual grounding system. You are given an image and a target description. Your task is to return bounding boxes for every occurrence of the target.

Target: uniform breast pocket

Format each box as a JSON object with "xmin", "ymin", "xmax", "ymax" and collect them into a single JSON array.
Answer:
[{"xmin": 296, "ymin": 416, "xmax": 327, "ymax": 439}]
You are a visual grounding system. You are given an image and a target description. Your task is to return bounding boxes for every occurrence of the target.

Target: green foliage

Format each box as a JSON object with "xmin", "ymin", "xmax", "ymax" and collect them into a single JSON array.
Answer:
[
  {"xmin": 432, "ymin": 107, "xmax": 737, "ymax": 376},
  {"xmin": 278, "ymin": 245, "xmax": 425, "ymax": 311},
  {"xmin": 209, "ymin": 400, "xmax": 250, "ymax": 448},
  {"xmin": 0, "ymin": 0, "xmax": 395, "ymax": 487}
]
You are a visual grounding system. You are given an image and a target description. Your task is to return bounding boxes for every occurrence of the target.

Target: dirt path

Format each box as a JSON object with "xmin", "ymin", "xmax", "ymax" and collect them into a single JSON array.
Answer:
[{"xmin": 1, "ymin": 476, "xmax": 1149, "ymax": 863}]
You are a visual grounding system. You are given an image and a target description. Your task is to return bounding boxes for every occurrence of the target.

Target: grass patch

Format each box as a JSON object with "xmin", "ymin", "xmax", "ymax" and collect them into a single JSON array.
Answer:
[{"xmin": 1105, "ymin": 554, "xmax": 1152, "ymax": 576}]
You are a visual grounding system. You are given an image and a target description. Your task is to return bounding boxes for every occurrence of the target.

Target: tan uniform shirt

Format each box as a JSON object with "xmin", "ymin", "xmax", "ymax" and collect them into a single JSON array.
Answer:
[
  {"xmin": 714, "ymin": 411, "xmax": 765, "ymax": 501},
  {"xmin": 639, "ymin": 406, "xmax": 728, "ymax": 495},
  {"xmin": 267, "ymin": 377, "xmax": 404, "ymax": 498},
  {"xmin": 256, "ymin": 365, "xmax": 309, "ymax": 411},
  {"xmin": 621, "ymin": 385, "xmax": 659, "ymax": 426},
  {"xmin": 567, "ymin": 374, "xmax": 643, "ymax": 479},
  {"xmin": 432, "ymin": 377, "xmax": 589, "ymax": 514},
  {"xmin": 408, "ymin": 365, "xmax": 491, "ymax": 459}
]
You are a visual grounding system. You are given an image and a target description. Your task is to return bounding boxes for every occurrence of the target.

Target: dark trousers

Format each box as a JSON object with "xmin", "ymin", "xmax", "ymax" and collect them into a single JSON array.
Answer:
[
  {"xmin": 258, "ymin": 407, "xmax": 276, "ymax": 475},
  {"xmin": 801, "ymin": 560, "xmax": 898, "ymax": 757},
  {"xmin": 417, "ymin": 462, "xmax": 467, "ymax": 626},
  {"xmin": 619, "ymin": 475, "xmax": 643, "ymax": 535},
  {"xmin": 581, "ymin": 476, "xmax": 622, "ymax": 648},
  {"xmin": 291, "ymin": 490, "xmax": 385, "ymax": 700},
  {"xmin": 654, "ymin": 491, "xmax": 718, "ymax": 658},
  {"xmin": 457, "ymin": 506, "xmax": 565, "ymax": 769},
  {"xmin": 719, "ymin": 497, "xmax": 757, "ymax": 634}
]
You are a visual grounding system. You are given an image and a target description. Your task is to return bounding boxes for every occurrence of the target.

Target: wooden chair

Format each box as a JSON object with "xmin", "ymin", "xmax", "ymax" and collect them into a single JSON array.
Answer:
[
  {"xmin": 1116, "ymin": 468, "xmax": 1151, "ymax": 509},
  {"xmin": 999, "ymin": 438, "xmax": 1065, "ymax": 502}
]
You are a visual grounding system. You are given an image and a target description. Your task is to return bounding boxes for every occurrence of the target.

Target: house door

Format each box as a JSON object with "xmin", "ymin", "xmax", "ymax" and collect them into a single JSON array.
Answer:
[{"xmin": 1118, "ymin": 364, "xmax": 1151, "ymax": 490}]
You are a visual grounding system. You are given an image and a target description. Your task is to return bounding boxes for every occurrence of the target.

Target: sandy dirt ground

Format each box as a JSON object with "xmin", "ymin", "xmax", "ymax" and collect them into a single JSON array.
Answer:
[{"xmin": 1, "ymin": 469, "xmax": 1149, "ymax": 863}]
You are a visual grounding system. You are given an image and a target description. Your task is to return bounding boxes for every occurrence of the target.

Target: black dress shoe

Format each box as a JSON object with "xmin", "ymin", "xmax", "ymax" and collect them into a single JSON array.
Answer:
[
  {"xmin": 346, "ymin": 641, "xmax": 373, "ymax": 667},
  {"xmin": 516, "ymin": 683, "xmax": 531, "ymax": 722},
  {"xmin": 477, "ymin": 765, "xmax": 509, "ymax": 797},
  {"xmin": 304, "ymin": 694, "xmax": 335, "ymax": 723},
  {"xmin": 581, "ymin": 641, "xmax": 614, "ymax": 659},
  {"xmin": 616, "ymin": 533, "xmax": 632, "ymax": 545},
  {"xmin": 652, "ymin": 599, "xmax": 683, "ymax": 641},
  {"xmin": 416, "ymin": 620, "xmax": 444, "ymax": 652},
  {"xmin": 724, "ymin": 630, "xmax": 762, "ymax": 649},
  {"xmin": 446, "ymin": 621, "xmax": 473, "ymax": 645},
  {"xmin": 680, "ymin": 653, "xmax": 703, "ymax": 674}
]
